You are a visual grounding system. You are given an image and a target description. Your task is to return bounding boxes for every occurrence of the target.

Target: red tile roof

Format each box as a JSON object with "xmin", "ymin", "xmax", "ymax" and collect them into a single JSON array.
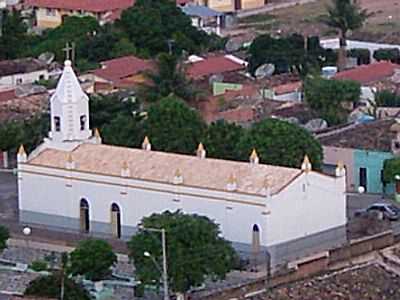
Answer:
[
  {"xmin": 186, "ymin": 56, "xmax": 246, "ymax": 79},
  {"xmin": 273, "ymin": 81, "xmax": 302, "ymax": 95},
  {"xmin": 92, "ymin": 55, "xmax": 153, "ymax": 86},
  {"xmin": 334, "ymin": 61, "xmax": 400, "ymax": 85},
  {"xmin": 25, "ymin": 0, "xmax": 134, "ymax": 12},
  {"xmin": 218, "ymin": 107, "xmax": 255, "ymax": 123}
]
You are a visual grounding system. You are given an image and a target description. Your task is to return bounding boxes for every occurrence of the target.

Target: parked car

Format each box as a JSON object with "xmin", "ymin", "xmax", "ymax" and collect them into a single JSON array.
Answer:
[{"xmin": 354, "ymin": 203, "xmax": 400, "ymax": 221}]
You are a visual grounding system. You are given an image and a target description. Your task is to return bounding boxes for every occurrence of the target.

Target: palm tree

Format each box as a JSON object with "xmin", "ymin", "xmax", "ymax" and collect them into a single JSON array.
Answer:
[
  {"xmin": 323, "ymin": 0, "xmax": 370, "ymax": 71},
  {"xmin": 139, "ymin": 53, "xmax": 201, "ymax": 103}
]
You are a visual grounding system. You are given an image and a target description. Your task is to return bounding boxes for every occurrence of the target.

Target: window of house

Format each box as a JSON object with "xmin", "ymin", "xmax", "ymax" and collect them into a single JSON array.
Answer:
[
  {"xmin": 54, "ymin": 116, "xmax": 61, "ymax": 132},
  {"xmin": 80, "ymin": 115, "xmax": 86, "ymax": 131},
  {"xmin": 359, "ymin": 167, "xmax": 367, "ymax": 192},
  {"xmin": 16, "ymin": 78, "xmax": 23, "ymax": 85},
  {"xmin": 39, "ymin": 74, "xmax": 45, "ymax": 80}
]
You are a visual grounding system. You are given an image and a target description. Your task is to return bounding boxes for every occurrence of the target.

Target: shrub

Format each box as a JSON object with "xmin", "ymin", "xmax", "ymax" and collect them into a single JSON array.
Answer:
[
  {"xmin": 0, "ymin": 225, "xmax": 9, "ymax": 253},
  {"xmin": 348, "ymin": 48, "xmax": 371, "ymax": 65},
  {"xmin": 373, "ymin": 48, "xmax": 400, "ymax": 63},
  {"xmin": 30, "ymin": 260, "xmax": 48, "ymax": 272}
]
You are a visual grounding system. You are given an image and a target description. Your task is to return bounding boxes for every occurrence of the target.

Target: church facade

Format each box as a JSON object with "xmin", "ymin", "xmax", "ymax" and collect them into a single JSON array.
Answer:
[{"xmin": 17, "ymin": 61, "xmax": 347, "ymax": 265}]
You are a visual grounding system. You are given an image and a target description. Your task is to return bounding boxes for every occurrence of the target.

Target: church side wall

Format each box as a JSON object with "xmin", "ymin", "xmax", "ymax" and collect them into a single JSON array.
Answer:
[
  {"xmin": 266, "ymin": 172, "xmax": 347, "ymax": 265},
  {"xmin": 18, "ymin": 164, "xmax": 267, "ymax": 248}
]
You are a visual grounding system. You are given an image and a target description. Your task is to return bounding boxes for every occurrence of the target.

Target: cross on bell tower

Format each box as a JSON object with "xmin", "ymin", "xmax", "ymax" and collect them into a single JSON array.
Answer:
[{"xmin": 62, "ymin": 42, "xmax": 76, "ymax": 64}]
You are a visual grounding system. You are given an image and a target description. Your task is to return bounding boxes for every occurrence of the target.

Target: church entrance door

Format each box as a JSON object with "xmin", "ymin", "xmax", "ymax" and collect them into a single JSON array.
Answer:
[
  {"xmin": 111, "ymin": 203, "xmax": 121, "ymax": 238},
  {"xmin": 80, "ymin": 199, "xmax": 90, "ymax": 233}
]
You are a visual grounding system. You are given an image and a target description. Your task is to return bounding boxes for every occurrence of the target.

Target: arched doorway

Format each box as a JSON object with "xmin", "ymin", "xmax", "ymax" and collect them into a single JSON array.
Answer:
[
  {"xmin": 80, "ymin": 199, "xmax": 90, "ymax": 233},
  {"xmin": 111, "ymin": 203, "xmax": 121, "ymax": 238}
]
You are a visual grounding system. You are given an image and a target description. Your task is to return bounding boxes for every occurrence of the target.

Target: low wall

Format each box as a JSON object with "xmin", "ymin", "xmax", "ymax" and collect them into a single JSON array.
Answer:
[{"xmin": 195, "ymin": 230, "xmax": 394, "ymax": 300}]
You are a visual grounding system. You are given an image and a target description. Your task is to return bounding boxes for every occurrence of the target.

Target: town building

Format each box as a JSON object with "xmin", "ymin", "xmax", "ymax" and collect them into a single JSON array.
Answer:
[
  {"xmin": 18, "ymin": 61, "xmax": 347, "ymax": 266},
  {"xmin": 194, "ymin": 0, "xmax": 265, "ymax": 13},
  {"xmin": 317, "ymin": 119, "xmax": 400, "ymax": 195},
  {"xmin": 181, "ymin": 4, "xmax": 224, "ymax": 36},
  {"xmin": 25, "ymin": 0, "xmax": 134, "ymax": 29},
  {"xmin": 0, "ymin": 58, "xmax": 49, "ymax": 87},
  {"xmin": 84, "ymin": 56, "xmax": 154, "ymax": 93}
]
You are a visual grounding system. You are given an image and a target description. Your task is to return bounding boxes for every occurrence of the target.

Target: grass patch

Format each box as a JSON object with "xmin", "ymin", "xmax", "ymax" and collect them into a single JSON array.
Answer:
[{"xmin": 239, "ymin": 13, "xmax": 275, "ymax": 24}]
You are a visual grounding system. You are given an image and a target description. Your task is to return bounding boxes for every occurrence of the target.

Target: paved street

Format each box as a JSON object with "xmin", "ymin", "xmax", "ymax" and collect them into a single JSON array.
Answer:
[{"xmin": 0, "ymin": 172, "xmax": 18, "ymax": 221}]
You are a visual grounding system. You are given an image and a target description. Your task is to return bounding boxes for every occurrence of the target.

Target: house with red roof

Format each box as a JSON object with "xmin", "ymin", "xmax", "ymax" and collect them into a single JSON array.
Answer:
[
  {"xmin": 88, "ymin": 55, "xmax": 154, "ymax": 92},
  {"xmin": 186, "ymin": 54, "xmax": 247, "ymax": 80},
  {"xmin": 25, "ymin": 0, "xmax": 134, "ymax": 29}
]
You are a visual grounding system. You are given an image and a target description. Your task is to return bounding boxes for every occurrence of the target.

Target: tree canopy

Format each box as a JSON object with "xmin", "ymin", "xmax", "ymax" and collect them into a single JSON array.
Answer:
[
  {"xmin": 383, "ymin": 158, "xmax": 400, "ymax": 184},
  {"xmin": 237, "ymin": 118, "xmax": 323, "ymax": 169},
  {"xmin": 0, "ymin": 226, "xmax": 9, "ymax": 253},
  {"xmin": 0, "ymin": 10, "xmax": 28, "ymax": 60},
  {"xmin": 69, "ymin": 239, "xmax": 117, "ymax": 281},
  {"xmin": 139, "ymin": 53, "xmax": 199, "ymax": 102},
  {"xmin": 304, "ymin": 76, "xmax": 361, "ymax": 125},
  {"xmin": 117, "ymin": 0, "xmax": 210, "ymax": 57},
  {"xmin": 128, "ymin": 210, "xmax": 237, "ymax": 294},
  {"xmin": 145, "ymin": 96, "xmax": 206, "ymax": 154},
  {"xmin": 323, "ymin": 0, "xmax": 370, "ymax": 70}
]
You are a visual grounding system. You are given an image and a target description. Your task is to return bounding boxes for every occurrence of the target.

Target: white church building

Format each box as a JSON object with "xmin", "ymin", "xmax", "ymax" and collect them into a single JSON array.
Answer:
[{"xmin": 17, "ymin": 61, "xmax": 347, "ymax": 265}]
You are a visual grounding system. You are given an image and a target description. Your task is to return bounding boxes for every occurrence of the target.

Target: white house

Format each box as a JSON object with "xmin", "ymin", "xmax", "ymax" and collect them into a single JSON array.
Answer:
[
  {"xmin": 0, "ymin": 58, "xmax": 49, "ymax": 86},
  {"xmin": 17, "ymin": 61, "xmax": 347, "ymax": 266},
  {"xmin": 181, "ymin": 4, "xmax": 224, "ymax": 36}
]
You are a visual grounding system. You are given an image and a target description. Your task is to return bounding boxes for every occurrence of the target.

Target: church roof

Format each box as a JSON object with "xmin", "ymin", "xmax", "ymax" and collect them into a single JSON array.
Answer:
[
  {"xmin": 51, "ymin": 61, "xmax": 88, "ymax": 104},
  {"xmin": 27, "ymin": 143, "xmax": 302, "ymax": 196}
]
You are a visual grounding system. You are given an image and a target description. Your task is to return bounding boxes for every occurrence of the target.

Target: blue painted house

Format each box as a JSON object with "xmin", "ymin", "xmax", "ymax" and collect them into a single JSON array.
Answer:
[{"xmin": 319, "ymin": 119, "xmax": 399, "ymax": 195}]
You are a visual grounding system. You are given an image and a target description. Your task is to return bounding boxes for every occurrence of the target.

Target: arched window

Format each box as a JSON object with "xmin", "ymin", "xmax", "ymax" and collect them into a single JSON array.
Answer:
[
  {"xmin": 79, "ymin": 198, "xmax": 90, "ymax": 233},
  {"xmin": 252, "ymin": 224, "xmax": 260, "ymax": 254},
  {"xmin": 110, "ymin": 203, "xmax": 121, "ymax": 238},
  {"xmin": 54, "ymin": 116, "xmax": 61, "ymax": 132},
  {"xmin": 80, "ymin": 115, "xmax": 87, "ymax": 131}
]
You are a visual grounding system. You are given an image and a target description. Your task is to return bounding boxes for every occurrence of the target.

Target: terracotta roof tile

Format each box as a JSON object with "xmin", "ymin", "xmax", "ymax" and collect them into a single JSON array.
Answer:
[
  {"xmin": 92, "ymin": 56, "xmax": 153, "ymax": 86},
  {"xmin": 273, "ymin": 81, "xmax": 302, "ymax": 95},
  {"xmin": 25, "ymin": 0, "xmax": 134, "ymax": 12},
  {"xmin": 28, "ymin": 143, "xmax": 302, "ymax": 196},
  {"xmin": 187, "ymin": 56, "xmax": 246, "ymax": 79},
  {"xmin": 334, "ymin": 61, "xmax": 400, "ymax": 85}
]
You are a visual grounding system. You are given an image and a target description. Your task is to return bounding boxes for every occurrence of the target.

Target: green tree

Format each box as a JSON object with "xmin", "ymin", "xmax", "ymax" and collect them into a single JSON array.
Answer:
[
  {"xmin": 323, "ymin": 0, "xmax": 370, "ymax": 71},
  {"xmin": 202, "ymin": 120, "xmax": 244, "ymax": 161},
  {"xmin": 0, "ymin": 225, "xmax": 9, "ymax": 253},
  {"xmin": 101, "ymin": 114, "xmax": 145, "ymax": 147},
  {"xmin": 117, "ymin": 0, "xmax": 210, "ymax": 56},
  {"xmin": 145, "ymin": 96, "xmax": 206, "ymax": 154},
  {"xmin": 237, "ymin": 119, "xmax": 323, "ymax": 169},
  {"xmin": 304, "ymin": 76, "xmax": 361, "ymax": 125},
  {"xmin": 140, "ymin": 53, "xmax": 199, "ymax": 102},
  {"xmin": 0, "ymin": 10, "xmax": 28, "ymax": 59},
  {"xmin": 373, "ymin": 48, "xmax": 400, "ymax": 64},
  {"xmin": 383, "ymin": 158, "xmax": 400, "ymax": 184},
  {"xmin": 25, "ymin": 274, "xmax": 90, "ymax": 300},
  {"xmin": 376, "ymin": 90, "xmax": 400, "ymax": 107},
  {"xmin": 128, "ymin": 211, "xmax": 237, "ymax": 295},
  {"xmin": 69, "ymin": 239, "xmax": 117, "ymax": 281}
]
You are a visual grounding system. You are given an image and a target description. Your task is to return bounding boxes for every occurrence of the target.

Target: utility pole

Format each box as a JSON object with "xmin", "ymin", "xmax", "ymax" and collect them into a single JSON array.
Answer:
[{"xmin": 161, "ymin": 228, "xmax": 169, "ymax": 300}]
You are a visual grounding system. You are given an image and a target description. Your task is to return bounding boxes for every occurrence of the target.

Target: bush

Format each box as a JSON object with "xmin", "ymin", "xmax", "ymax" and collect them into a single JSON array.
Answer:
[
  {"xmin": 25, "ymin": 274, "xmax": 90, "ymax": 300},
  {"xmin": 0, "ymin": 225, "xmax": 9, "ymax": 253},
  {"xmin": 376, "ymin": 90, "xmax": 400, "ymax": 107},
  {"xmin": 69, "ymin": 239, "xmax": 117, "ymax": 281},
  {"xmin": 383, "ymin": 158, "xmax": 400, "ymax": 183},
  {"xmin": 30, "ymin": 260, "xmax": 48, "ymax": 272},
  {"xmin": 348, "ymin": 48, "xmax": 371, "ymax": 65},
  {"xmin": 373, "ymin": 48, "xmax": 400, "ymax": 63}
]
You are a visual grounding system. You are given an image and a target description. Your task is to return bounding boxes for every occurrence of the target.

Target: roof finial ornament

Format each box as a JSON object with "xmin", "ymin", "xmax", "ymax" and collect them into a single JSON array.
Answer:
[
  {"xmin": 173, "ymin": 168, "xmax": 183, "ymax": 185},
  {"xmin": 17, "ymin": 144, "xmax": 27, "ymax": 163},
  {"xmin": 196, "ymin": 142, "xmax": 206, "ymax": 159},
  {"xmin": 226, "ymin": 173, "xmax": 237, "ymax": 191},
  {"xmin": 261, "ymin": 175, "xmax": 271, "ymax": 197},
  {"xmin": 121, "ymin": 161, "xmax": 130, "ymax": 177},
  {"xmin": 142, "ymin": 136, "xmax": 151, "ymax": 151},
  {"xmin": 250, "ymin": 148, "xmax": 259, "ymax": 164},
  {"xmin": 66, "ymin": 152, "xmax": 75, "ymax": 170},
  {"xmin": 335, "ymin": 160, "xmax": 346, "ymax": 177},
  {"xmin": 301, "ymin": 155, "xmax": 312, "ymax": 173}
]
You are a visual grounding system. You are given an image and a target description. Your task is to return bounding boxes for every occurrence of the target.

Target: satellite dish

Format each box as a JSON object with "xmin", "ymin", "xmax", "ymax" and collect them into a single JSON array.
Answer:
[
  {"xmin": 38, "ymin": 52, "xmax": 55, "ymax": 64},
  {"xmin": 304, "ymin": 118, "xmax": 328, "ymax": 132},
  {"xmin": 209, "ymin": 74, "xmax": 224, "ymax": 85},
  {"xmin": 225, "ymin": 39, "xmax": 241, "ymax": 53},
  {"xmin": 255, "ymin": 64, "xmax": 275, "ymax": 79}
]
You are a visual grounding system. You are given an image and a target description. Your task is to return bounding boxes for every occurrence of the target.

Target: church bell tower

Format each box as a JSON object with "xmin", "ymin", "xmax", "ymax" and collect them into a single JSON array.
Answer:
[{"xmin": 48, "ymin": 60, "xmax": 92, "ymax": 143}]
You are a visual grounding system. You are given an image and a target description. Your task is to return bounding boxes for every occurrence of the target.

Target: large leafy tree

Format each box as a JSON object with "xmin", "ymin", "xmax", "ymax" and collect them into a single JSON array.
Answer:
[
  {"xmin": 128, "ymin": 211, "xmax": 237, "ymax": 295},
  {"xmin": 237, "ymin": 119, "xmax": 323, "ymax": 169},
  {"xmin": 202, "ymin": 120, "xmax": 244, "ymax": 161},
  {"xmin": 304, "ymin": 76, "xmax": 361, "ymax": 125},
  {"xmin": 139, "ymin": 53, "xmax": 198, "ymax": 102},
  {"xmin": 69, "ymin": 239, "xmax": 117, "ymax": 281},
  {"xmin": 0, "ymin": 10, "xmax": 28, "ymax": 59},
  {"xmin": 117, "ymin": 0, "xmax": 210, "ymax": 57},
  {"xmin": 145, "ymin": 96, "xmax": 206, "ymax": 154},
  {"xmin": 323, "ymin": 0, "xmax": 370, "ymax": 71},
  {"xmin": 0, "ymin": 225, "xmax": 9, "ymax": 253}
]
